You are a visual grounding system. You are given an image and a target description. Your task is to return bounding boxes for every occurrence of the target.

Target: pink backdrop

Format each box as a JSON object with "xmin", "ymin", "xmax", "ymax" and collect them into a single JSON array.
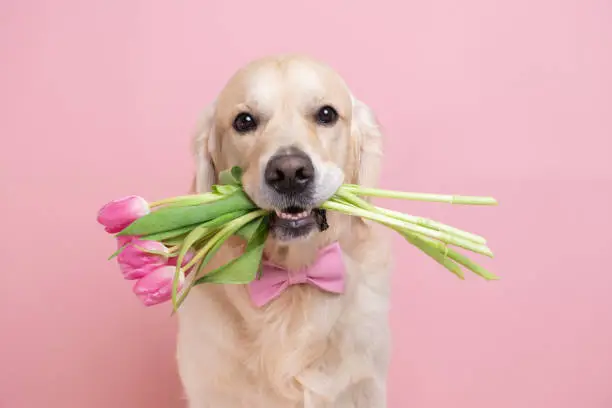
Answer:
[{"xmin": 2, "ymin": 0, "xmax": 611, "ymax": 407}]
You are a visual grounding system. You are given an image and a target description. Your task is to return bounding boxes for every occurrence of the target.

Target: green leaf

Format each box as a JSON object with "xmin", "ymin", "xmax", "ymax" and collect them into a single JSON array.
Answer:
[
  {"xmin": 240, "ymin": 216, "xmax": 269, "ymax": 280},
  {"xmin": 161, "ymin": 237, "xmax": 191, "ymax": 247},
  {"xmin": 400, "ymin": 231, "xmax": 465, "ymax": 280},
  {"xmin": 172, "ymin": 211, "xmax": 267, "ymax": 310},
  {"xmin": 235, "ymin": 215, "xmax": 267, "ymax": 241},
  {"xmin": 218, "ymin": 166, "xmax": 244, "ymax": 185},
  {"xmin": 194, "ymin": 209, "xmax": 252, "ymax": 230},
  {"xmin": 240, "ymin": 216, "xmax": 269, "ymax": 251},
  {"xmin": 446, "ymin": 249, "xmax": 500, "ymax": 280},
  {"xmin": 140, "ymin": 225, "xmax": 197, "ymax": 242},
  {"xmin": 399, "ymin": 228, "xmax": 498, "ymax": 281},
  {"xmin": 108, "ymin": 242, "xmax": 129, "ymax": 260},
  {"xmin": 192, "ymin": 215, "xmax": 267, "ymax": 280},
  {"xmin": 117, "ymin": 192, "xmax": 256, "ymax": 236},
  {"xmin": 194, "ymin": 217, "xmax": 268, "ymax": 285},
  {"xmin": 195, "ymin": 247, "xmax": 262, "ymax": 284},
  {"xmin": 212, "ymin": 184, "xmax": 241, "ymax": 196}
]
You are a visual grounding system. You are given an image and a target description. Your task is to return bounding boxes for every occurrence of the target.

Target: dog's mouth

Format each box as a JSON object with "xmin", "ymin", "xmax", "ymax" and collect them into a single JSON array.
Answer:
[{"xmin": 269, "ymin": 206, "xmax": 328, "ymax": 241}]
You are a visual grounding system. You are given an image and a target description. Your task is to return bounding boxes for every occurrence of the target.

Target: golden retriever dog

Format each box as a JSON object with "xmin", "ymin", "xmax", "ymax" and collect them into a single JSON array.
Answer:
[{"xmin": 177, "ymin": 54, "xmax": 392, "ymax": 408}]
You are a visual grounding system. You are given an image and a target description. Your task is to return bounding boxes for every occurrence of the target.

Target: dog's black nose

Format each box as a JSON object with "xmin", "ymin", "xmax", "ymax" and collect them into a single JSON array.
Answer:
[{"xmin": 264, "ymin": 151, "xmax": 314, "ymax": 194}]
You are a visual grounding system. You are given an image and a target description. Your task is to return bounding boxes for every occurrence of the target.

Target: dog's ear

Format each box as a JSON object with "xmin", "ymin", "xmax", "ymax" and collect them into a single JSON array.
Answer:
[
  {"xmin": 191, "ymin": 103, "xmax": 218, "ymax": 193},
  {"xmin": 350, "ymin": 98, "xmax": 383, "ymax": 188}
]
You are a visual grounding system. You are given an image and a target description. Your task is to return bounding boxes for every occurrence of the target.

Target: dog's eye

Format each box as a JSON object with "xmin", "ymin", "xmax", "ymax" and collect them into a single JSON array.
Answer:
[
  {"xmin": 315, "ymin": 105, "xmax": 338, "ymax": 126},
  {"xmin": 233, "ymin": 112, "xmax": 258, "ymax": 133}
]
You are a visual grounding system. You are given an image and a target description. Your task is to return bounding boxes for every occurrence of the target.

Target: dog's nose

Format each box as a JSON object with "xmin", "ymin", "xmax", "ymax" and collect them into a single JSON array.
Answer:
[{"xmin": 264, "ymin": 151, "xmax": 314, "ymax": 194}]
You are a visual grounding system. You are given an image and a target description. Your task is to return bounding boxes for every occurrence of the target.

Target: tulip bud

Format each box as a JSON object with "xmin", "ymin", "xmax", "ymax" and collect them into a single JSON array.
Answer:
[
  {"xmin": 97, "ymin": 196, "xmax": 149, "ymax": 234},
  {"xmin": 132, "ymin": 266, "xmax": 183, "ymax": 306},
  {"xmin": 118, "ymin": 239, "xmax": 168, "ymax": 280}
]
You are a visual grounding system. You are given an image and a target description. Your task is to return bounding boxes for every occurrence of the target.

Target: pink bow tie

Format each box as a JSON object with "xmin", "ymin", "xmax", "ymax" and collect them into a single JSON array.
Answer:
[{"xmin": 248, "ymin": 242, "xmax": 346, "ymax": 307}]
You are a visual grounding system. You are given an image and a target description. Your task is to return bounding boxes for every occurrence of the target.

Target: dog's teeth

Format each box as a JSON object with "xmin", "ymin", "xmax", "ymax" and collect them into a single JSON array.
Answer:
[{"xmin": 276, "ymin": 210, "xmax": 313, "ymax": 221}]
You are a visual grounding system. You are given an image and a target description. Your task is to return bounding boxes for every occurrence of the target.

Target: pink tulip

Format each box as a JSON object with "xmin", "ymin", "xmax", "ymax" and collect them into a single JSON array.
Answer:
[
  {"xmin": 118, "ymin": 239, "xmax": 169, "ymax": 280},
  {"xmin": 117, "ymin": 235, "xmax": 134, "ymax": 248},
  {"xmin": 97, "ymin": 195, "xmax": 150, "ymax": 234},
  {"xmin": 133, "ymin": 266, "xmax": 184, "ymax": 306}
]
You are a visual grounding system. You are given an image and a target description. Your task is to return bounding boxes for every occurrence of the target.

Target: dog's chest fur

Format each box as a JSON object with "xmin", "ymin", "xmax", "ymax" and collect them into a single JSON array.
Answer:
[{"xmin": 176, "ymin": 228, "xmax": 391, "ymax": 407}]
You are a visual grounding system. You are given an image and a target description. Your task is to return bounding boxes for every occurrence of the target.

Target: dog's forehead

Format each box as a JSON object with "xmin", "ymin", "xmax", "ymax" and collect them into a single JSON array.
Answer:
[
  {"xmin": 247, "ymin": 62, "xmax": 330, "ymax": 104},
  {"xmin": 220, "ymin": 58, "xmax": 351, "ymax": 112}
]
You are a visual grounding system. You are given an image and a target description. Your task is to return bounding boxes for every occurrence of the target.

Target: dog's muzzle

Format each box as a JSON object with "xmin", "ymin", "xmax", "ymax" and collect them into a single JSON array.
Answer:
[{"xmin": 263, "ymin": 147, "xmax": 321, "ymax": 240}]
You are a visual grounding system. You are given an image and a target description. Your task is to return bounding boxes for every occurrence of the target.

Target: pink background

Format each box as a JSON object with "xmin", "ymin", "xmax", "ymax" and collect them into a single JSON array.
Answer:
[{"xmin": 2, "ymin": 0, "xmax": 611, "ymax": 407}]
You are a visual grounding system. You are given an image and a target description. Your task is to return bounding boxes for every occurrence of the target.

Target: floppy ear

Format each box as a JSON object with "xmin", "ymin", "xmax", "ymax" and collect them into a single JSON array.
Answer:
[
  {"xmin": 351, "ymin": 98, "xmax": 383, "ymax": 188},
  {"xmin": 191, "ymin": 103, "xmax": 218, "ymax": 194}
]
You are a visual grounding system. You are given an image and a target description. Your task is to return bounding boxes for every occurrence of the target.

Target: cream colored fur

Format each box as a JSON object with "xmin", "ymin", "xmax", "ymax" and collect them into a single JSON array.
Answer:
[{"xmin": 177, "ymin": 54, "xmax": 392, "ymax": 408}]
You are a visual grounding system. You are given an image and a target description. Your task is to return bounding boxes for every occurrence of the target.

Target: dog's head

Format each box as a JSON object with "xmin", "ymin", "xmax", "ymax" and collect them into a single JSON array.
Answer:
[{"xmin": 193, "ymin": 55, "xmax": 382, "ymax": 244}]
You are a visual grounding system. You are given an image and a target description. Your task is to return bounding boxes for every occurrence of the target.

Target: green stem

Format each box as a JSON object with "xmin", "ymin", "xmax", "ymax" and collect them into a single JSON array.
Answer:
[
  {"xmin": 330, "ymin": 194, "xmax": 486, "ymax": 245},
  {"xmin": 333, "ymin": 189, "xmax": 376, "ymax": 211},
  {"xmin": 340, "ymin": 185, "xmax": 498, "ymax": 206},
  {"xmin": 322, "ymin": 201, "xmax": 494, "ymax": 257},
  {"xmin": 374, "ymin": 207, "xmax": 487, "ymax": 244}
]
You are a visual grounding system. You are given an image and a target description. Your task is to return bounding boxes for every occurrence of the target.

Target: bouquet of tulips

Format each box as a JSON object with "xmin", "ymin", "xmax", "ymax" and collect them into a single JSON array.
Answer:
[{"xmin": 97, "ymin": 167, "xmax": 498, "ymax": 310}]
